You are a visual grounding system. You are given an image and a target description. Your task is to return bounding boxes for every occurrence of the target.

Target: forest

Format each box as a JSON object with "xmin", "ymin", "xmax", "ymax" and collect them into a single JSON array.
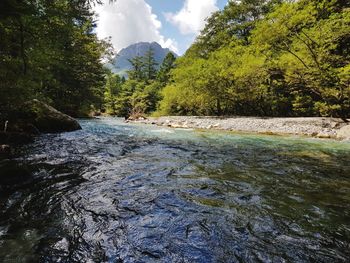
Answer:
[
  {"xmin": 157, "ymin": 0, "xmax": 350, "ymax": 118},
  {"xmin": 104, "ymin": 50, "xmax": 176, "ymax": 117},
  {"xmin": 0, "ymin": 0, "xmax": 111, "ymax": 121},
  {"xmin": 1, "ymin": 0, "xmax": 350, "ymax": 123}
]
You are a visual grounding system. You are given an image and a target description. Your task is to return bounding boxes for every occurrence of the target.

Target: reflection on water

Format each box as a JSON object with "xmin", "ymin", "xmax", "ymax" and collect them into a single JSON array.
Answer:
[{"xmin": 0, "ymin": 118, "xmax": 350, "ymax": 262}]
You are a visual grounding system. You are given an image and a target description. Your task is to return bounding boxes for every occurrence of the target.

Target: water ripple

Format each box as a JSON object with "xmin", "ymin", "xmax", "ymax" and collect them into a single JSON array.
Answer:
[{"xmin": 0, "ymin": 118, "xmax": 349, "ymax": 262}]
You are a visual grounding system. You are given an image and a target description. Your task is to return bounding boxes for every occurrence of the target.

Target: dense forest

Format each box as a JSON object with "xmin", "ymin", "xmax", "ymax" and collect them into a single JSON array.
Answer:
[
  {"xmin": 104, "ymin": 50, "xmax": 176, "ymax": 117},
  {"xmin": 1, "ymin": 0, "xmax": 350, "ymax": 123},
  {"xmin": 106, "ymin": 0, "xmax": 350, "ymax": 118},
  {"xmin": 157, "ymin": 0, "xmax": 350, "ymax": 118},
  {"xmin": 0, "ymin": 0, "xmax": 111, "ymax": 122}
]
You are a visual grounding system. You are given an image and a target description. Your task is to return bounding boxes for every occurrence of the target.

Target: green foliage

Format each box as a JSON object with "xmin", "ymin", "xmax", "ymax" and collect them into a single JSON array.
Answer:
[
  {"xmin": 104, "ymin": 74, "xmax": 125, "ymax": 115},
  {"xmin": 127, "ymin": 47, "xmax": 158, "ymax": 83},
  {"xmin": 157, "ymin": 52, "xmax": 176, "ymax": 86},
  {"xmin": 127, "ymin": 56, "xmax": 145, "ymax": 81},
  {"xmin": 143, "ymin": 48, "xmax": 158, "ymax": 81},
  {"xmin": 157, "ymin": 0, "xmax": 350, "ymax": 118},
  {"xmin": 103, "ymin": 52, "xmax": 175, "ymax": 117},
  {"xmin": 0, "ymin": 0, "xmax": 111, "ymax": 119}
]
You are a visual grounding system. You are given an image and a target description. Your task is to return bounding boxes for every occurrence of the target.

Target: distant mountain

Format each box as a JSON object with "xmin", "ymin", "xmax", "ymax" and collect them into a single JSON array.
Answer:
[{"xmin": 107, "ymin": 42, "xmax": 178, "ymax": 76}]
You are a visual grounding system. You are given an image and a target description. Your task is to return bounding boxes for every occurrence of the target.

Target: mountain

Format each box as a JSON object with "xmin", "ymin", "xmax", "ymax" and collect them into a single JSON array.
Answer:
[{"xmin": 107, "ymin": 42, "xmax": 178, "ymax": 76}]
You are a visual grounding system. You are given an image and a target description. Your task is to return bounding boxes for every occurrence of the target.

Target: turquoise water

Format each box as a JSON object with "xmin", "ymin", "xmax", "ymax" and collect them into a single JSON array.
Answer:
[{"xmin": 0, "ymin": 117, "xmax": 349, "ymax": 262}]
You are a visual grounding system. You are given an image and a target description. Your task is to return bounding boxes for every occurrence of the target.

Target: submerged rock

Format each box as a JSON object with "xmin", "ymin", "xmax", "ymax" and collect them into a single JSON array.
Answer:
[{"xmin": 25, "ymin": 99, "xmax": 81, "ymax": 133}]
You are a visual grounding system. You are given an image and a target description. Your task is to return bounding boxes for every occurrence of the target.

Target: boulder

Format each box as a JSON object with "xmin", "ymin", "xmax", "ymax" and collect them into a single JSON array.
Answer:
[
  {"xmin": 25, "ymin": 99, "xmax": 81, "ymax": 133},
  {"xmin": 337, "ymin": 125, "xmax": 350, "ymax": 140}
]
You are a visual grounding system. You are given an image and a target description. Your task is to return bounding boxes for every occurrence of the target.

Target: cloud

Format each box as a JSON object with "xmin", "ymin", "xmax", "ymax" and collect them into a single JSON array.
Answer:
[
  {"xmin": 93, "ymin": 0, "xmax": 178, "ymax": 53},
  {"xmin": 165, "ymin": 0, "xmax": 218, "ymax": 35}
]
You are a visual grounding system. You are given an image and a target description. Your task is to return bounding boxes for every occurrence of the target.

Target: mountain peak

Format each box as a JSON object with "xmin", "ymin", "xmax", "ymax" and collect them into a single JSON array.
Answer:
[{"xmin": 108, "ymin": 42, "xmax": 177, "ymax": 76}]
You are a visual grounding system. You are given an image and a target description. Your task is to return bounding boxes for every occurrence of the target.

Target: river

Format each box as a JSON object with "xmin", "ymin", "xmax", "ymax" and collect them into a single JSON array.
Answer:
[{"xmin": 0, "ymin": 118, "xmax": 350, "ymax": 262}]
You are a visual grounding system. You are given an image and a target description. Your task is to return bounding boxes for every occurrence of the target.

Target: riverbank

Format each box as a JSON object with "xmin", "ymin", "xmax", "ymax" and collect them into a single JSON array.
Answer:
[
  {"xmin": 128, "ymin": 116, "xmax": 350, "ymax": 140},
  {"xmin": 0, "ymin": 100, "xmax": 81, "ymax": 158}
]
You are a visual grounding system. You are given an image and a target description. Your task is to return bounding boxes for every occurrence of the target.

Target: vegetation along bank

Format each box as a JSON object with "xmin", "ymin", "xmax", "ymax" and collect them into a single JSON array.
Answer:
[{"xmin": 104, "ymin": 0, "xmax": 350, "ymax": 119}]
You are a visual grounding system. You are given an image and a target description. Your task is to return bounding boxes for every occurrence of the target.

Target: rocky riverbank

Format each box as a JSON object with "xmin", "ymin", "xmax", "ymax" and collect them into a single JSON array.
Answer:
[
  {"xmin": 1, "ymin": 100, "xmax": 81, "ymax": 157},
  {"xmin": 128, "ymin": 116, "xmax": 350, "ymax": 140}
]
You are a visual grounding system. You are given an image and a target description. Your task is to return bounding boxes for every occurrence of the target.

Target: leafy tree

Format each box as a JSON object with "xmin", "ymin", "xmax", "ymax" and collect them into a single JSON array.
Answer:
[
  {"xmin": 157, "ymin": 0, "xmax": 350, "ymax": 118},
  {"xmin": 104, "ymin": 74, "xmax": 125, "ymax": 115},
  {"xmin": 0, "ymin": 0, "xmax": 111, "ymax": 120},
  {"xmin": 104, "ymin": 49, "xmax": 174, "ymax": 117}
]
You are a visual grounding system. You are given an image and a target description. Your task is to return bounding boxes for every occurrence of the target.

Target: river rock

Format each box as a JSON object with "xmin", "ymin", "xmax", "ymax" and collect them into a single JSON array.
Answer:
[
  {"xmin": 171, "ymin": 123, "xmax": 183, "ymax": 128},
  {"xmin": 316, "ymin": 132, "xmax": 332, "ymax": 139},
  {"xmin": 0, "ymin": 144, "xmax": 11, "ymax": 157},
  {"xmin": 337, "ymin": 125, "xmax": 350, "ymax": 140},
  {"xmin": 25, "ymin": 99, "xmax": 81, "ymax": 133}
]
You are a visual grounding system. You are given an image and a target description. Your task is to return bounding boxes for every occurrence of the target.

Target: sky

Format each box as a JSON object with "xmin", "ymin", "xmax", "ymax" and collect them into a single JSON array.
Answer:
[{"xmin": 93, "ymin": 0, "xmax": 228, "ymax": 55}]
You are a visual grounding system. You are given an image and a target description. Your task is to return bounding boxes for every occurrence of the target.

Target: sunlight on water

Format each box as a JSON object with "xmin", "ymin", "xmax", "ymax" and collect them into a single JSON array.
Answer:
[{"xmin": 0, "ymin": 117, "xmax": 349, "ymax": 262}]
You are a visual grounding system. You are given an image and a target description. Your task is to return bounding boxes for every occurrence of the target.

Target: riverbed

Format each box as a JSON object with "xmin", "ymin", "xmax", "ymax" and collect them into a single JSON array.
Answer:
[
  {"xmin": 0, "ymin": 118, "xmax": 350, "ymax": 262},
  {"xmin": 128, "ymin": 116, "xmax": 350, "ymax": 139}
]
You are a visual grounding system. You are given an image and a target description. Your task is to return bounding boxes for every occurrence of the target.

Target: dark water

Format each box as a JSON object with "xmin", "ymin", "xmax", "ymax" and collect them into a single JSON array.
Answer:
[{"xmin": 0, "ymin": 118, "xmax": 350, "ymax": 263}]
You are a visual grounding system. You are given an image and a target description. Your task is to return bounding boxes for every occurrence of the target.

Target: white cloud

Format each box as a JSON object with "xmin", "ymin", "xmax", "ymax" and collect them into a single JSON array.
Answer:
[
  {"xmin": 93, "ymin": 0, "xmax": 178, "ymax": 53},
  {"xmin": 165, "ymin": 0, "xmax": 218, "ymax": 35}
]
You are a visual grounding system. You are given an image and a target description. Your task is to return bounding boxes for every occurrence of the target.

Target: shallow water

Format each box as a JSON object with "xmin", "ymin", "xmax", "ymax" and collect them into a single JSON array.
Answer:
[{"xmin": 0, "ymin": 117, "xmax": 350, "ymax": 262}]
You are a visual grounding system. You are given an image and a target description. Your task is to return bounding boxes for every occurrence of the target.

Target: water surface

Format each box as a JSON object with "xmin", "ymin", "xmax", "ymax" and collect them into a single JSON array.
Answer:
[{"xmin": 0, "ymin": 118, "xmax": 350, "ymax": 262}]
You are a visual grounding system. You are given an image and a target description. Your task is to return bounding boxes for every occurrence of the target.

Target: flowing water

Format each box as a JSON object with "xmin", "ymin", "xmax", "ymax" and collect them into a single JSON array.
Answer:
[{"xmin": 0, "ymin": 118, "xmax": 350, "ymax": 263}]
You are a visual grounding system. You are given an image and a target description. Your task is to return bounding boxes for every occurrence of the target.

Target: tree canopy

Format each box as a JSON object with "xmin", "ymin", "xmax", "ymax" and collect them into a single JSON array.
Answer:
[
  {"xmin": 2, "ymin": 0, "xmax": 349, "ymax": 121},
  {"xmin": 103, "ymin": 51, "xmax": 176, "ymax": 117},
  {"xmin": 157, "ymin": 0, "xmax": 350, "ymax": 118},
  {"xmin": 0, "ymin": 0, "xmax": 111, "ymax": 119}
]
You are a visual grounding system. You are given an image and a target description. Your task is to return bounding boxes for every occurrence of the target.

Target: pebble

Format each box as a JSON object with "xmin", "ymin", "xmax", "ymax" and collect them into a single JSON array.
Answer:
[{"xmin": 128, "ymin": 116, "xmax": 349, "ymax": 140}]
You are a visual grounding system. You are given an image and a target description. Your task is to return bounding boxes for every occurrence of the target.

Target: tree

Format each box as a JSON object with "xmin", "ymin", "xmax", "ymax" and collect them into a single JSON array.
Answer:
[
  {"xmin": 143, "ymin": 47, "xmax": 158, "ymax": 81},
  {"xmin": 252, "ymin": 0, "xmax": 350, "ymax": 117},
  {"xmin": 157, "ymin": 0, "xmax": 350, "ymax": 118},
  {"xmin": 104, "ymin": 50, "xmax": 174, "ymax": 117},
  {"xmin": 127, "ymin": 56, "xmax": 145, "ymax": 81},
  {"xmin": 104, "ymin": 74, "xmax": 124, "ymax": 115},
  {"xmin": 0, "ymin": 0, "xmax": 111, "ymax": 120},
  {"xmin": 157, "ymin": 52, "xmax": 177, "ymax": 86}
]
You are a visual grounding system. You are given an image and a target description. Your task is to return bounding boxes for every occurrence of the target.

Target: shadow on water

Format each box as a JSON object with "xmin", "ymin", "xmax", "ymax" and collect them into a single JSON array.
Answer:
[{"xmin": 0, "ymin": 117, "xmax": 350, "ymax": 262}]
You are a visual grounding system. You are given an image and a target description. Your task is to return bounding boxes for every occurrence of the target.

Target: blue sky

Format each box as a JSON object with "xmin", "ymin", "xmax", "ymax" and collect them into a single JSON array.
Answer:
[{"xmin": 94, "ymin": 0, "xmax": 228, "ymax": 55}]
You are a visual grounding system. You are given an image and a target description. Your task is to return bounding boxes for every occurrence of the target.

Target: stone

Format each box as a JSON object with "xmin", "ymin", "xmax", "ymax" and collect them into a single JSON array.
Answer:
[
  {"xmin": 25, "ymin": 99, "xmax": 81, "ymax": 133},
  {"xmin": 316, "ymin": 132, "xmax": 331, "ymax": 139},
  {"xmin": 171, "ymin": 123, "xmax": 182, "ymax": 128},
  {"xmin": 337, "ymin": 125, "xmax": 350, "ymax": 140}
]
